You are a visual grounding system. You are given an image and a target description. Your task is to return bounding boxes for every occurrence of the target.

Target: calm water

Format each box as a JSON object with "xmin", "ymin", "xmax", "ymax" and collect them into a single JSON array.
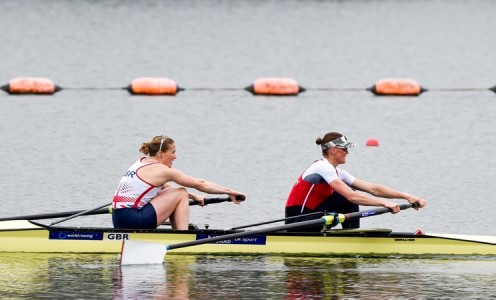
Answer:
[
  {"xmin": 1, "ymin": 0, "xmax": 495, "ymax": 298},
  {"xmin": 0, "ymin": 253, "xmax": 495, "ymax": 299}
]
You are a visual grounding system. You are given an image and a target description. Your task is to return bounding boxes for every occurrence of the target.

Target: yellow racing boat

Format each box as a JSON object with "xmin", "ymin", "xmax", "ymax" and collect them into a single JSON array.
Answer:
[{"xmin": 1, "ymin": 219, "xmax": 494, "ymax": 256}]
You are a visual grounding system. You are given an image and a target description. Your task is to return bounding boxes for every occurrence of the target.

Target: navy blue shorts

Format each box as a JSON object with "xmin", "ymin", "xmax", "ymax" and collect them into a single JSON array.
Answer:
[
  {"xmin": 112, "ymin": 202, "xmax": 157, "ymax": 229},
  {"xmin": 285, "ymin": 192, "xmax": 360, "ymax": 232}
]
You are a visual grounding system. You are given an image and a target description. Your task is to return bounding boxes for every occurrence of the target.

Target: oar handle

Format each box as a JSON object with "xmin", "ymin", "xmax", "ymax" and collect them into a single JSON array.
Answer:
[{"xmin": 189, "ymin": 195, "xmax": 246, "ymax": 206}]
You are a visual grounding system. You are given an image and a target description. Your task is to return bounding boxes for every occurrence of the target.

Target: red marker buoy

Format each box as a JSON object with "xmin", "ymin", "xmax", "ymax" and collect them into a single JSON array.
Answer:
[{"xmin": 366, "ymin": 138, "xmax": 379, "ymax": 146}]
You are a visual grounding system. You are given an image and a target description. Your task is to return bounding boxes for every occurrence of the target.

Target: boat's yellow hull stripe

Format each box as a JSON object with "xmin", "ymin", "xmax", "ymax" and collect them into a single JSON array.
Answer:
[{"xmin": 1, "ymin": 227, "xmax": 494, "ymax": 255}]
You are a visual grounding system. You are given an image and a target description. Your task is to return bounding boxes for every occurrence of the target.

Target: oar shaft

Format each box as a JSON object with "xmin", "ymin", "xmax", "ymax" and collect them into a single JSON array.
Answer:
[
  {"xmin": 168, "ymin": 203, "xmax": 415, "ymax": 251},
  {"xmin": 231, "ymin": 203, "xmax": 414, "ymax": 230},
  {"xmin": 230, "ymin": 211, "xmax": 323, "ymax": 230},
  {"xmin": 1, "ymin": 195, "xmax": 244, "ymax": 223},
  {"xmin": 51, "ymin": 195, "xmax": 244, "ymax": 225},
  {"xmin": 0, "ymin": 207, "xmax": 110, "ymax": 222},
  {"xmin": 344, "ymin": 203, "xmax": 413, "ymax": 221},
  {"xmin": 50, "ymin": 197, "xmax": 236, "ymax": 225},
  {"xmin": 50, "ymin": 202, "xmax": 112, "ymax": 225},
  {"xmin": 167, "ymin": 217, "xmax": 326, "ymax": 250}
]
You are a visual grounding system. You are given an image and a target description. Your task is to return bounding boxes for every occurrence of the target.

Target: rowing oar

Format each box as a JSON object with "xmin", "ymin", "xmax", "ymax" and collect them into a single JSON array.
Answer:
[
  {"xmin": 230, "ymin": 211, "xmax": 323, "ymax": 230},
  {"xmin": 120, "ymin": 202, "xmax": 416, "ymax": 265},
  {"xmin": 0, "ymin": 196, "xmax": 245, "ymax": 223},
  {"xmin": 0, "ymin": 207, "xmax": 111, "ymax": 222},
  {"xmin": 49, "ymin": 202, "xmax": 113, "ymax": 225},
  {"xmin": 50, "ymin": 195, "xmax": 245, "ymax": 226}
]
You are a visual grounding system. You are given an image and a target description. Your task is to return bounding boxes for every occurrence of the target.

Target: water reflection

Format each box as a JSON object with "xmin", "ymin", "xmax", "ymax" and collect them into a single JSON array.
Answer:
[
  {"xmin": 0, "ymin": 253, "xmax": 494, "ymax": 299},
  {"xmin": 114, "ymin": 255, "xmax": 196, "ymax": 299},
  {"xmin": 283, "ymin": 257, "xmax": 358, "ymax": 299},
  {"xmin": 280, "ymin": 257, "xmax": 433, "ymax": 299},
  {"xmin": 0, "ymin": 253, "xmax": 117, "ymax": 299},
  {"xmin": 281, "ymin": 256, "xmax": 496, "ymax": 299},
  {"xmin": 114, "ymin": 264, "xmax": 169, "ymax": 299}
]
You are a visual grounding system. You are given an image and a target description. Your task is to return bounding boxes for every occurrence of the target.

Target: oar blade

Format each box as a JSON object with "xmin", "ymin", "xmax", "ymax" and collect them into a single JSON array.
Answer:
[{"xmin": 120, "ymin": 240, "xmax": 167, "ymax": 265}]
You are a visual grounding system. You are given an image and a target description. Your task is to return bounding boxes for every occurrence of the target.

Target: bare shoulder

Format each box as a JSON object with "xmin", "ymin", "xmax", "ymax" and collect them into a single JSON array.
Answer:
[{"xmin": 139, "ymin": 162, "xmax": 170, "ymax": 178}]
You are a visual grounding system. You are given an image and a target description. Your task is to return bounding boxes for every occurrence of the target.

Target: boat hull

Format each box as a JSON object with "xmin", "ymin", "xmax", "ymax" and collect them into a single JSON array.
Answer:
[{"xmin": 1, "ymin": 220, "xmax": 495, "ymax": 256}]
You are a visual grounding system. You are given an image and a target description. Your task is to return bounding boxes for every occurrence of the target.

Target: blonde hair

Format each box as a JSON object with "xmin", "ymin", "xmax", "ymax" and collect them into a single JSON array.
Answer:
[{"xmin": 139, "ymin": 135, "xmax": 174, "ymax": 156}]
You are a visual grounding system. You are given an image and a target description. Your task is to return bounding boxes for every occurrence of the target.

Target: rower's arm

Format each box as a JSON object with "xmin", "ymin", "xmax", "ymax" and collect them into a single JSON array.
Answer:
[{"xmin": 331, "ymin": 179, "xmax": 398, "ymax": 209}]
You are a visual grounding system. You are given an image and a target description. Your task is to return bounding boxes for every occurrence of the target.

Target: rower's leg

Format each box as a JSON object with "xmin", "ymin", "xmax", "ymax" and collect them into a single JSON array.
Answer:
[
  {"xmin": 285, "ymin": 206, "xmax": 324, "ymax": 232},
  {"xmin": 168, "ymin": 189, "xmax": 190, "ymax": 230},
  {"xmin": 150, "ymin": 187, "xmax": 190, "ymax": 230},
  {"xmin": 321, "ymin": 193, "xmax": 360, "ymax": 229}
]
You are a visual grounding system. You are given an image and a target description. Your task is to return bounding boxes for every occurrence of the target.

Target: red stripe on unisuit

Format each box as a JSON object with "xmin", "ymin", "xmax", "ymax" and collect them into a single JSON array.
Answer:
[{"xmin": 132, "ymin": 185, "xmax": 156, "ymax": 209}]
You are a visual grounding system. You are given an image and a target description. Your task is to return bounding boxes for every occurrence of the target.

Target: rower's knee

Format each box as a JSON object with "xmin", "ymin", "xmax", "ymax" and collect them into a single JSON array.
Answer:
[
  {"xmin": 170, "ymin": 187, "xmax": 188, "ymax": 205},
  {"xmin": 176, "ymin": 187, "xmax": 188, "ymax": 198}
]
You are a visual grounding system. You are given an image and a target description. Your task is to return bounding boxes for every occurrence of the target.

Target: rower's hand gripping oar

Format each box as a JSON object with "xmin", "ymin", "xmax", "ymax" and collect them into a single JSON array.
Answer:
[
  {"xmin": 49, "ymin": 195, "xmax": 244, "ymax": 226},
  {"xmin": 189, "ymin": 195, "xmax": 245, "ymax": 206},
  {"xmin": 120, "ymin": 202, "xmax": 417, "ymax": 265}
]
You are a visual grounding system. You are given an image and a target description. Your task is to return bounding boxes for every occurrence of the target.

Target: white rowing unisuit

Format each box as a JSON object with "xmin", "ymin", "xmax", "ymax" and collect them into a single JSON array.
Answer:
[{"xmin": 112, "ymin": 158, "xmax": 161, "ymax": 209}]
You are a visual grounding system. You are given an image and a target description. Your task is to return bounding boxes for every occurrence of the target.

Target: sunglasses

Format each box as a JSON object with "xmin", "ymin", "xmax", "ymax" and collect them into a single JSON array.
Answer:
[{"xmin": 335, "ymin": 147, "xmax": 348, "ymax": 153}]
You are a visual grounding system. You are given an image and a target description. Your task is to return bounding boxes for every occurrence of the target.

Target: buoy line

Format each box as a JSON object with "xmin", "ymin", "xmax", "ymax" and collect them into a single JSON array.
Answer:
[{"xmin": 1, "ymin": 77, "xmax": 495, "ymax": 96}]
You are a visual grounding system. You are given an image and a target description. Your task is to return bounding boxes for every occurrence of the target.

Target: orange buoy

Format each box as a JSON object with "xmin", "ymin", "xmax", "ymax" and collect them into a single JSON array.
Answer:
[
  {"xmin": 366, "ymin": 138, "xmax": 379, "ymax": 147},
  {"xmin": 0, "ymin": 77, "xmax": 61, "ymax": 94},
  {"xmin": 126, "ymin": 77, "xmax": 180, "ymax": 95},
  {"xmin": 245, "ymin": 77, "xmax": 305, "ymax": 95},
  {"xmin": 368, "ymin": 78, "xmax": 426, "ymax": 96}
]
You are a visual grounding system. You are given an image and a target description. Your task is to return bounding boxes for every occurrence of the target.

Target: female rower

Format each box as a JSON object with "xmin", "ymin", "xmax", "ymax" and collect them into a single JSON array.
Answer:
[
  {"xmin": 285, "ymin": 131, "xmax": 426, "ymax": 231},
  {"xmin": 112, "ymin": 135, "xmax": 244, "ymax": 230}
]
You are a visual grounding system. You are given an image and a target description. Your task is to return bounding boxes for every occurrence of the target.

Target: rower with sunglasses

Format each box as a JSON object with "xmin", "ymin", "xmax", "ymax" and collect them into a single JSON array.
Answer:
[
  {"xmin": 112, "ymin": 135, "xmax": 244, "ymax": 230},
  {"xmin": 285, "ymin": 132, "xmax": 426, "ymax": 232}
]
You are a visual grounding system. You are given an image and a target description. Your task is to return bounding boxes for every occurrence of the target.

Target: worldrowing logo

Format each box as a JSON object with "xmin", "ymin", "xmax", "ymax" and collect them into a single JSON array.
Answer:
[{"xmin": 49, "ymin": 231, "xmax": 103, "ymax": 240}]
